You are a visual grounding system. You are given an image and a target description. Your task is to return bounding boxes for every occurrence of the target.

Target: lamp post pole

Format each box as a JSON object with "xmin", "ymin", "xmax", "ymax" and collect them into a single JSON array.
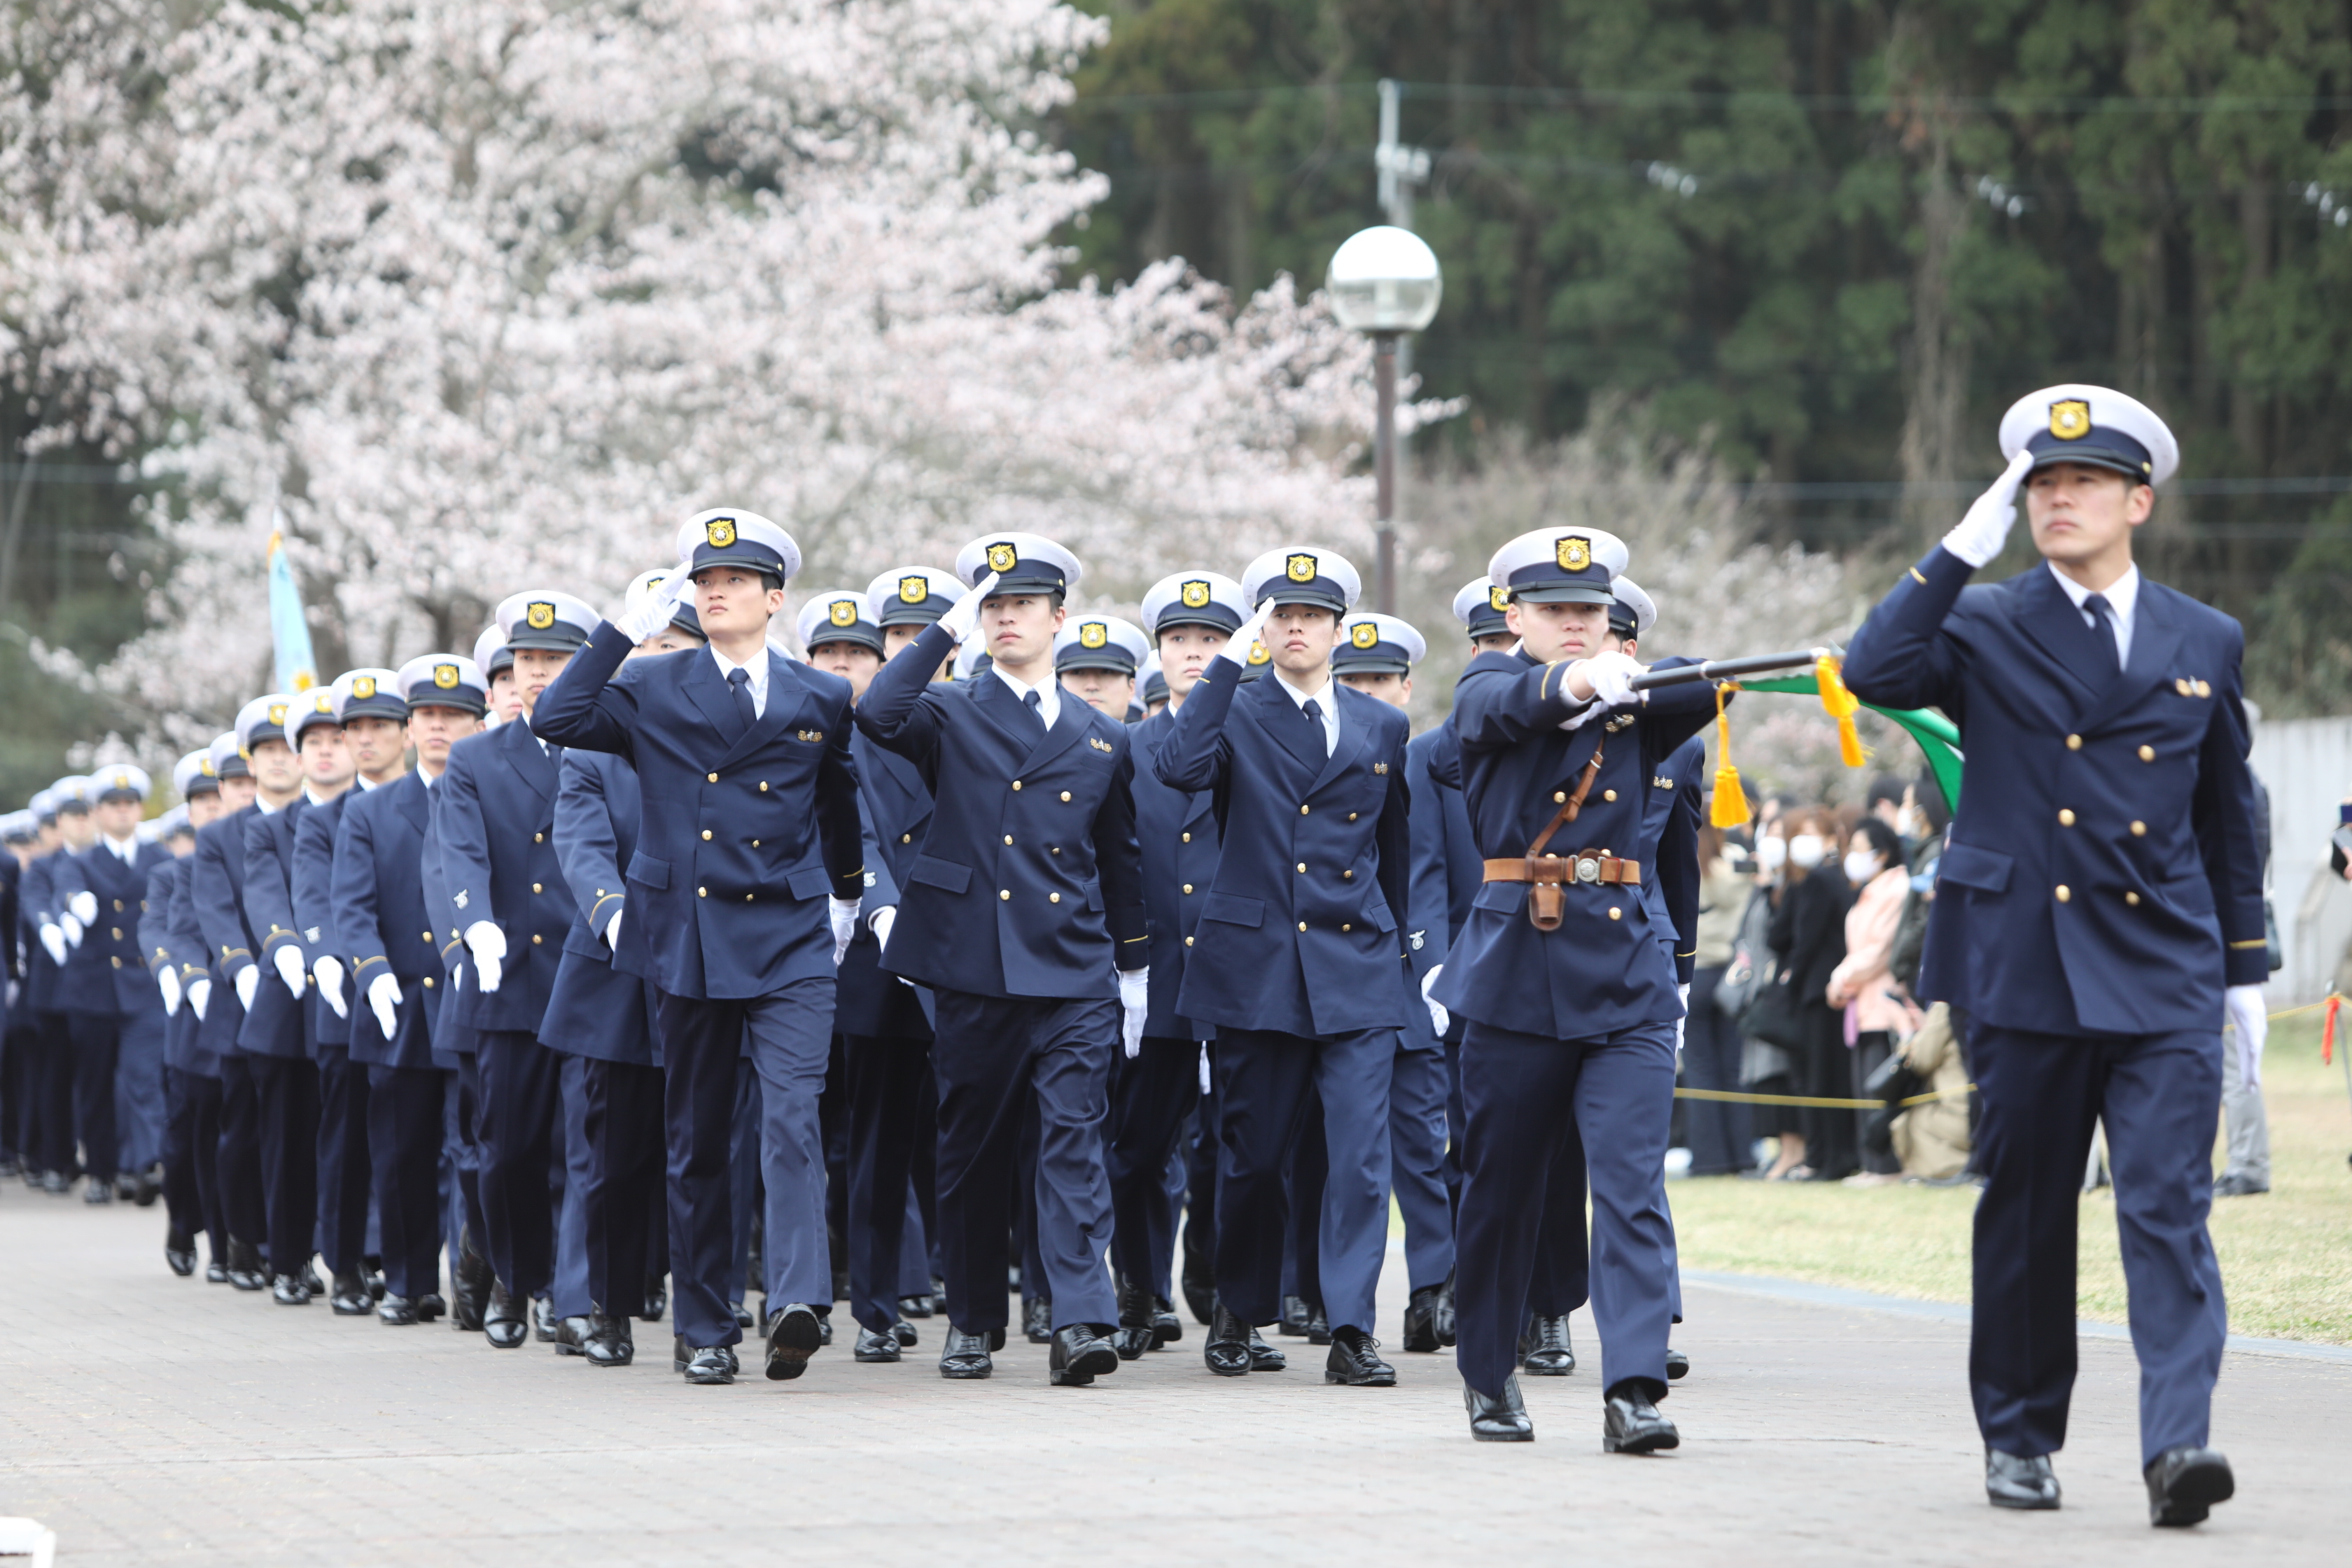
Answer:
[
  {"xmin": 1325, "ymin": 224, "xmax": 1439, "ymax": 617},
  {"xmin": 1373, "ymin": 332, "xmax": 1399, "ymax": 615}
]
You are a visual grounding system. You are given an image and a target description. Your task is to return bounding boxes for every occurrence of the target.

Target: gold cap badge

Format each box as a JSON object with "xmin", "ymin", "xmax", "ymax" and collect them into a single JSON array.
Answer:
[
  {"xmin": 352, "ymin": 677, "xmax": 375, "ymax": 699},
  {"xmin": 1286, "ymin": 552, "xmax": 1318, "ymax": 583},
  {"xmin": 434, "ymin": 664, "xmax": 460, "ymax": 689},
  {"xmin": 1350, "ymin": 622, "xmax": 1379, "ymax": 649},
  {"xmin": 899, "ymin": 575, "xmax": 929, "ymax": 604},
  {"xmin": 829, "ymin": 600, "xmax": 859, "ymax": 628},
  {"xmin": 1181, "ymin": 579, "xmax": 1211, "ymax": 608},
  {"xmin": 2050, "ymin": 399, "xmax": 2090, "ymax": 440},
  {"xmin": 986, "ymin": 542, "xmax": 1018, "ymax": 573},
  {"xmin": 706, "ymin": 517, "xmax": 738, "ymax": 549},
  {"xmin": 1556, "ymin": 536, "xmax": 1592, "ymax": 572},
  {"xmin": 1489, "ymin": 584, "xmax": 1511, "ymax": 612},
  {"xmin": 526, "ymin": 601, "xmax": 556, "ymax": 631},
  {"xmin": 200, "ymin": 759, "xmax": 216, "ymax": 776},
  {"xmin": 1247, "ymin": 640, "xmax": 1270, "ymax": 665},
  {"xmin": 1080, "ymin": 621, "xmax": 1107, "ymax": 649},
  {"xmin": 267, "ymin": 703, "xmax": 289, "ymax": 727}
]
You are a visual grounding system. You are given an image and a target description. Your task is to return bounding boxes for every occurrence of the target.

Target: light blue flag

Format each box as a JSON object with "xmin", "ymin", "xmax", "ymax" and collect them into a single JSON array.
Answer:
[{"xmin": 267, "ymin": 512, "xmax": 318, "ymax": 693}]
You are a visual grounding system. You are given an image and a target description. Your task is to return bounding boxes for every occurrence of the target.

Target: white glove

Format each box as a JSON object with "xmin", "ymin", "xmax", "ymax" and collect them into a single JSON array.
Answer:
[
  {"xmin": 829, "ymin": 897, "xmax": 862, "ymax": 966},
  {"xmin": 4, "ymin": 979, "xmax": 15, "ymax": 1009},
  {"xmin": 68, "ymin": 890, "xmax": 97, "ymax": 925},
  {"xmin": 1676, "ymin": 982, "xmax": 1690, "ymax": 1072},
  {"xmin": 1421, "ymin": 964, "xmax": 1449, "ymax": 1037},
  {"xmin": 937, "ymin": 570, "xmax": 1001, "ymax": 643},
  {"xmin": 1220, "ymin": 599, "xmax": 1276, "ymax": 671},
  {"xmin": 1941, "ymin": 448, "xmax": 2036, "ymax": 568},
  {"xmin": 272, "ymin": 942, "xmax": 307, "ymax": 998},
  {"xmin": 313, "ymin": 955, "xmax": 347, "ymax": 1018},
  {"xmin": 604, "ymin": 909, "xmax": 623, "ymax": 951},
  {"xmin": 1119, "ymin": 967, "xmax": 1149, "ymax": 1059},
  {"xmin": 870, "ymin": 905, "xmax": 896, "ymax": 954},
  {"xmin": 234, "ymin": 965, "xmax": 259, "ymax": 1011},
  {"xmin": 159, "ymin": 965, "xmax": 183, "ymax": 1016},
  {"xmin": 38, "ymin": 923, "xmax": 66, "ymax": 966},
  {"xmin": 368, "ymin": 972, "xmax": 401, "ymax": 1040},
  {"xmin": 615, "ymin": 567, "xmax": 690, "ymax": 643},
  {"xmin": 1578, "ymin": 650, "xmax": 1646, "ymax": 708},
  {"xmin": 1198, "ymin": 1043, "xmax": 1212, "ymax": 1094},
  {"xmin": 59, "ymin": 914, "xmax": 83, "ymax": 948},
  {"xmin": 188, "ymin": 976, "xmax": 211, "ymax": 1021},
  {"xmin": 465, "ymin": 920, "xmax": 506, "ymax": 994},
  {"xmin": 2223, "ymin": 984, "xmax": 2267, "ymax": 1091}
]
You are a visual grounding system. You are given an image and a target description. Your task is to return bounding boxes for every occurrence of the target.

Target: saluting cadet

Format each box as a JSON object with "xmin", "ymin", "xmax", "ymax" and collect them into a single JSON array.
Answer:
[
  {"xmin": 804, "ymin": 584, "xmax": 935, "ymax": 1362},
  {"xmin": 146, "ymin": 780, "xmax": 219, "ymax": 1276},
  {"xmin": 438, "ymin": 591, "xmax": 599, "ymax": 1350},
  {"xmin": 855, "ymin": 533, "xmax": 1147, "ymax": 1386},
  {"xmin": 1436, "ymin": 526, "xmax": 1719, "ymax": 1450},
  {"xmin": 534, "ymin": 512, "xmax": 867, "ymax": 1387},
  {"xmin": 1842, "ymin": 387, "xmax": 2260, "ymax": 1527},
  {"xmin": 1155, "ymin": 547, "xmax": 1413, "ymax": 1390},
  {"xmin": 542, "ymin": 575, "xmax": 704, "ymax": 1366},
  {"xmin": 295, "ymin": 671, "xmax": 405, "ymax": 1313},
  {"xmin": 1109, "ymin": 571, "xmax": 1246, "ymax": 1361},
  {"xmin": 48, "ymin": 766, "xmax": 172, "ymax": 1206},
  {"xmin": 27, "ymin": 778, "xmax": 96, "ymax": 1196},
  {"xmin": 1331, "ymin": 610, "xmax": 1460, "ymax": 1357},
  {"xmin": 335, "ymin": 653, "xmax": 482, "ymax": 1325}
]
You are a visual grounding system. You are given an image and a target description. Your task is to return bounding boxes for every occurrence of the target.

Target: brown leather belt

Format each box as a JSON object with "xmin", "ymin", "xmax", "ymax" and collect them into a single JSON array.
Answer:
[{"xmin": 1483, "ymin": 850, "xmax": 1644, "ymax": 888}]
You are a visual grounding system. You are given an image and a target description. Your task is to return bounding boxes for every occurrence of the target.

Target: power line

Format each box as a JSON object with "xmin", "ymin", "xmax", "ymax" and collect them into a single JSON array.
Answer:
[{"xmin": 1065, "ymin": 79, "xmax": 2352, "ymax": 118}]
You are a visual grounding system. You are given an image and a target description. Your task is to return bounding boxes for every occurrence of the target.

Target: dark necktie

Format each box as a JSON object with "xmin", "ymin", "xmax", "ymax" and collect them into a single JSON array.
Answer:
[
  {"xmin": 1301, "ymin": 698, "xmax": 1325, "ymax": 757},
  {"xmin": 1022, "ymin": 688, "xmax": 1046, "ymax": 739},
  {"xmin": 2082, "ymin": 594, "xmax": 2121, "ymax": 680},
  {"xmin": 727, "ymin": 666, "xmax": 757, "ymax": 740}
]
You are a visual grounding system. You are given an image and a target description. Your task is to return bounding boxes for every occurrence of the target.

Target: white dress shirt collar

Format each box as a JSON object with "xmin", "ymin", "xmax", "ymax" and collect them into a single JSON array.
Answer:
[
  {"xmin": 710, "ymin": 644, "xmax": 771, "ymax": 720},
  {"xmin": 2047, "ymin": 561, "xmax": 2140, "ymax": 667},
  {"xmin": 102, "ymin": 832, "xmax": 137, "ymax": 863},
  {"xmin": 991, "ymin": 663, "xmax": 1061, "ymax": 732},
  {"xmin": 1271, "ymin": 671, "xmax": 1341, "ymax": 757}
]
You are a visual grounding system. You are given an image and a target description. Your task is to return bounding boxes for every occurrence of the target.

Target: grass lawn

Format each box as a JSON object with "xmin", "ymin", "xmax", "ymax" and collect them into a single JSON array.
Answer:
[{"xmin": 1666, "ymin": 1008, "xmax": 2352, "ymax": 1343}]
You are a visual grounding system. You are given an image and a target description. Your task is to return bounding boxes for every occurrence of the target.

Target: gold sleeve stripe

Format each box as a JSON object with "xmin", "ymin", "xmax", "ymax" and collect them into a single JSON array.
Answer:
[
  {"xmin": 1909, "ymin": 567, "xmax": 1928, "ymax": 585},
  {"xmin": 2227, "ymin": 939, "xmax": 2268, "ymax": 949}
]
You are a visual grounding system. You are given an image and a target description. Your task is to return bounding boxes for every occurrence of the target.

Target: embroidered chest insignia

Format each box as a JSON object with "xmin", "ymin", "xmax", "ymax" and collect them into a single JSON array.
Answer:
[
  {"xmin": 1408, "ymin": 930, "xmax": 1425, "ymax": 951},
  {"xmin": 1088, "ymin": 736, "xmax": 1116, "ymax": 753},
  {"xmin": 797, "ymin": 729, "xmax": 825, "ymax": 743},
  {"xmin": 1653, "ymin": 776, "xmax": 1674, "ymax": 790},
  {"xmin": 1604, "ymin": 713, "xmax": 1636, "ymax": 733},
  {"xmin": 453, "ymin": 890, "xmax": 469, "ymax": 909},
  {"xmin": 1373, "ymin": 761, "xmax": 1389, "ymax": 774}
]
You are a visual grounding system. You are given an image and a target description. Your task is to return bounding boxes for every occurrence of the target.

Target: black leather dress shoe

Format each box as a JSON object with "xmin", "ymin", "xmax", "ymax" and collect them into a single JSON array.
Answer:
[
  {"xmin": 329, "ymin": 1271, "xmax": 373, "ymax": 1315},
  {"xmin": 1984, "ymin": 1448, "xmax": 2061, "ymax": 1510},
  {"xmin": 819, "ymin": 1313, "xmax": 834, "ymax": 1346},
  {"xmin": 1182, "ymin": 1256, "xmax": 1215, "ymax": 1326},
  {"xmin": 1049, "ymin": 1324, "xmax": 1121, "ymax": 1387},
  {"xmin": 362, "ymin": 1256, "xmax": 386, "ymax": 1300},
  {"xmin": 939, "ymin": 1324, "xmax": 999, "ymax": 1379},
  {"xmin": 898, "ymin": 1293, "xmax": 934, "ymax": 1318},
  {"xmin": 1112, "ymin": 1275, "xmax": 1156, "ymax": 1360},
  {"xmin": 1522, "ymin": 1314, "xmax": 1576, "ymax": 1376},
  {"xmin": 854, "ymin": 1326, "xmax": 902, "ymax": 1362},
  {"xmin": 890, "ymin": 1318, "xmax": 917, "ymax": 1347},
  {"xmin": 763, "ymin": 1302, "xmax": 823, "ymax": 1381},
  {"xmin": 1304, "ymin": 1303, "xmax": 1331, "ymax": 1345},
  {"xmin": 1401, "ymin": 1284, "xmax": 1443, "ymax": 1352},
  {"xmin": 377, "ymin": 1294, "xmax": 419, "ymax": 1326},
  {"xmin": 41, "ymin": 1169, "xmax": 69, "ymax": 1194},
  {"xmin": 532, "ymin": 1296, "xmax": 558, "ymax": 1342},
  {"xmin": 271, "ymin": 1273, "xmax": 313, "ymax": 1306},
  {"xmin": 1022, "ymin": 1295, "xmax": 1054, "ymax": 1344},
  {"xmin": 584, "ymin": 1310, "xmax": 634, "ymax": 1367},
  {"xmin": 731, "ymin": 1301, "xmax": 754, "ymax": 1329},
  {"xmin": 164, "ymin": 1230, "xmax": 198, "ymax": 1278},
  {"xmin": 1665, "ymin": 1348, "xmax": 1689, "ymax": 1380},
  {"xmin": 553, "ymin": 1315, "xmax": 592, "ymax": 1355},
  {"xmin": 451, "ymin": 1228, "xmax": 492, "ymax": 1331},
  {"xmin": 1278, "ymin": 1294, "xmax": 1310, "ymax": 1337},
  {"xmin": 85, "ymin": 1180, "xmax": 114, "ymax": 1204},
  {"xmin": 1602, "ymin": 1382, "xmax": 1680, "ymax": 1454},
  {"xmin": 484, "ymin": 1281, "xmax": 529, "ymax": 1349},
  {"xmin": 416, "ymin": 1293, "xmax": 447, "ymax": 1322},
  {"xmin": 1110, "ymin": 1325, "xmax": 1155, "ymax": 1361},
  {"xmin": 1247, "ymin": 1327, "xmax": 1287, "ymax": 1371},
  {"xmin": 640, "ymin": 1273, "xmax": 668, "ymax": 1322},
  {"xmin": 1324, "ymin": 1326, "xmax": 1396, "ymax": 1387},
  {"xmin": 299, "ymin": 1263, "xmax": 326, "ymax": 1296},
  {"xmin": 680, "ymin": 1340, "xmax": 736, "ymax": 1385},
  {"xmin": 1203, "ymin": 1303, "xmax": 1252, "ymax": 1376},
  {"xmin": 1152, "ymin": 1297, "xmax": 1182, "ymax": 1345},
  {"xmin": 204, "ymin": 1260, "xmax": 229, "ymax": 1284},
  {"xmin": 1466, "ymin": 1376, "xmax": 1534, "ymax": 1442},
  {"xmin": 2145, "ymin": 1445, "xmax": 2232, "ymax": 1527},
  {"xmin": 227, "ymin": 1238, "xmax": 267, "ymax": 1291},
  {"xmin": 134, "ymin": 1170, "xmax": 161, "ymax": 1207},
  {"xmin": 1435, "ymin": 1278, "xmax": 1457, "ymax": 1347}
]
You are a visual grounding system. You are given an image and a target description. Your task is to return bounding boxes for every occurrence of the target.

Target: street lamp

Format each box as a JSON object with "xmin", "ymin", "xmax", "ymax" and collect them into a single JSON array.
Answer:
[{"xmin": 1326, "ymin": 224, "xmax": 1441, "ymax": 615}]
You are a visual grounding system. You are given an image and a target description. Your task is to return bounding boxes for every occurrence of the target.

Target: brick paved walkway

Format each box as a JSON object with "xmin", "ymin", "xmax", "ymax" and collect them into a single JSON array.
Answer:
[{"xmin": 2, "ymin": 1187, "xmax": 2344, "ymax": 1565}]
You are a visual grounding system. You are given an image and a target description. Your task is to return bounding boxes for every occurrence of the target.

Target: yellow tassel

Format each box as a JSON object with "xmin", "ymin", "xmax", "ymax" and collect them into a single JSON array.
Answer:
[
  {"xmin": 1709, "ymin": 682, "xmax": 1751, "ymax": 827},
  {"xmin": 1816, "ymin": 654, "xmax": 1868, "ymax": 769}
]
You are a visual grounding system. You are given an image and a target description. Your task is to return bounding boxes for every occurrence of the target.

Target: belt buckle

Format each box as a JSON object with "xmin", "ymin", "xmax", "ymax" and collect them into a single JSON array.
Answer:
[{"xmin": 1574, "ymin": 855, "xmax": 1601, "ymax": 886}]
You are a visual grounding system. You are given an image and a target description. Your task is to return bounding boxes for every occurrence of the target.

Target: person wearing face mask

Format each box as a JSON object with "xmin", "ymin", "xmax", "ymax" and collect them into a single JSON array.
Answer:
[
  {"xmin": 1764, "ymin": 811, "xmax": 1856, "ymax": 1181},
  {"xmin": 1827, "ymin": 818, "xmax": 1922, "ymax": 1183},
  {"xmin": 1737, "ymin": 830, "xmax": 1805, "ymax": 1177}
]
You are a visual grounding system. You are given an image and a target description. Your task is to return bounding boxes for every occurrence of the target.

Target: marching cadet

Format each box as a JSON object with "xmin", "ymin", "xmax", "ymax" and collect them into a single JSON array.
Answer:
[
  {"xmin": 334, "ymin": 653, "xmax": 483, "ymax": 1325},
  {"xmin": 1, "ymin": 809, "xmax": 36, "ymax": 1183},
  {"xmin": 148, "ymin": 763, "xmax": 222, "ymax": 1278},
  {"xmin": 13, "ymin": 793, "xmax": 60, "ymax": 1190},
  {"xmin": 49, "ymin": 766, "xmax": 172, "ymax": 1207},
  {"xmin": 27, "ymin": 778, "xmax": 94, "ymax": 1196},
  {"xmin": 438, "ymin": 591, "xmax": 599, "ymax": 1350},
  {"xmin": 542, "ymin": 575, "xmax": 702, "ymax": 1366},
  {"xmin": 534, "ymin": 514, "xmax": 867, "ymax": 1387},
  {"xmin": 476, "ymin": 626, "xmax": 521, "ymax": 725},
  {"xmin": 1842, "ymin": 386, "xmax": 2259, "ymax": 1526},
  {"xmin": 1109, "ymin": 571, "xmax": 1247, "ymax": 1361},
  {"xmin": 802, "ymin": 584, "xmax": 932, "ymax": 1363},
  {"xmin": 1155, "ymin": 546, "xmax": 1413, "ymax": 1390},
  {"xmin": 1436, "ymin": 526, "xmax": 1718, "ymax": 1450},
  {"xmin": 1054, "ymin": 612, "xmax": 1149, "ymax": 720},
  {"xmin": 1139, "ymin": 653, "xmax": 1168, "ymax": 718},
  {"xmin": 1331, "ymin": 610, "xmax": 1460, "ymax": 1356},
  {"xmin": 295, "ymin": 673, "xmax": 405, "ymax": 1313},
  {"xmin": 188, "ymin": 732, "xmax": 268, "ymax": 1288},
  {"xmin": 240, "ymin": 692, "xmax": 346, "ymax": 1305},
  {"xmin": 855, "ymin": 533, "xmax": 1147, "ymax": 1386}
]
